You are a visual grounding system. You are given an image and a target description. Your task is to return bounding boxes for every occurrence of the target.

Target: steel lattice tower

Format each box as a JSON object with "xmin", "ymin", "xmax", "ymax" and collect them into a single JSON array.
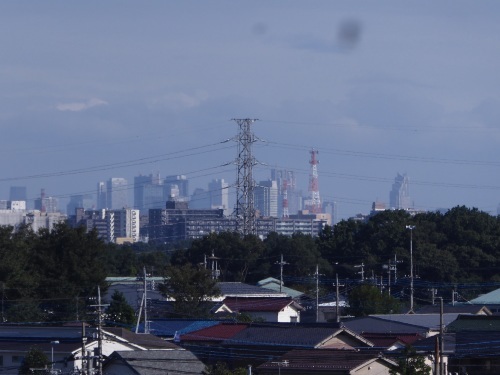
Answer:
[
  {"xmin": 306, "ymin": 149, "xmax": 322, "ymax": 213},
  {"xmin": 233, "ymin": 118, "xmax": 259, "ymax": 236}
]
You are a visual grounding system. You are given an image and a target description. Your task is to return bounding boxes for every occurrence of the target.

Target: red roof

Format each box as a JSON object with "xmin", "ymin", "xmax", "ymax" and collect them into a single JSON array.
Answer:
[
  {"xmin": 221, "ymin": 297, "xmax": 299, "ymax": 312},
  {"xmin": 181, "ymin": 323, "xmax": 248, "ymax": 342}
]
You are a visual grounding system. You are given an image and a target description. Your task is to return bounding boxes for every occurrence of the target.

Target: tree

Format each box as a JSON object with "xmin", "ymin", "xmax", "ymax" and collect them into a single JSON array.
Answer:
[
  {"xmin": 346, "ymin": 284, "xmax": 401, "ymax": 316},
  {"xmin": 389, "ymin": 345, "xmax": 431, "ymax": 375},
  {"xmin": 106, "ymin": 290, "xmax": 136, "ymax": 327},
  {"xmin": 159, "ymin": 264, "xmax": 220, "ymax": 318},
  {"xmin": 18, "ymin": 346, "xmax": 49, "ymax": 374}
]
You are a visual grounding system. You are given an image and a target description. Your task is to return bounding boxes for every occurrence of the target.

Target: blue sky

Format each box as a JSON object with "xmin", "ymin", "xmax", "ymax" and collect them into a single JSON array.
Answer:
[{"xmin": 1, "ymin": 1, "xmax": 499, "ymax": 220}]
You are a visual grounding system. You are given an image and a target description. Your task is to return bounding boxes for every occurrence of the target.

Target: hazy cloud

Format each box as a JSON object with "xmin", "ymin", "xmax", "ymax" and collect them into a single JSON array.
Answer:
[{"xmin": 56, "ymin": 98, "xmax": 108, "ymax": 112}]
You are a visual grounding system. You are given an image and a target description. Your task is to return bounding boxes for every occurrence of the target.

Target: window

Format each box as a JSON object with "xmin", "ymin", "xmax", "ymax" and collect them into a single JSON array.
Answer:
[{"xmin": 12, "ymin": 356, "xmax": 24, "ymax": 364}]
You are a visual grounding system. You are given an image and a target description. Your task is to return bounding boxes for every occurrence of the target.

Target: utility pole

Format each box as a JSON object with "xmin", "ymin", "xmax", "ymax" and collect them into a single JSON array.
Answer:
[
  {"xmin": 439, "ymin": 297, "xmax": 444, "ymax": 375},
  {"xmin": 275, "ymin": 254, "xmax": 288, "ymax": 293},
  {"xmin": 89, "ymin": 286, "xmax": 108, "ymax": 375},
  {"xmin": 315, "ymin": 264, "xmax": 320, "ymax": 323},
  {"xmin": 232, "ymin": 118, "xmax": 259, "ymax": 236},
  {"xmin": 81, "ymin": 322, "xmax": 87, "ymax": 375},
  {"xmin": 354, "ymin": 263, "xmax": 364, "ymax": 281},
  {"xmin": 406, "ymin": 225, "xmax": 416, "ymax": 313},
  {"xmin": 333, "ymin": 274, "xmax": 345, "ymax": 323}
]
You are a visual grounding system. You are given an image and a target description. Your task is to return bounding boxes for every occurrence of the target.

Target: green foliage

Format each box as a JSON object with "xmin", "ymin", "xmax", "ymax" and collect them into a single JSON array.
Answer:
[
  {"xmin": 106, "ymin": 290, "xmax": 136, "ymax": 327},
  {"xmin": 159, "ymin": 263, "xmax": 220, "ymax": 318},
  {"xmin": 346, "ymin": 284, "xmax": 401, "ymax": 317},
  {"xmin": 18, "ymin": 346, "xmax": 49, "ymax": 374},
  {"xmin": 389, "ymin": 345, "xmax": 431, "ymax": 375}
]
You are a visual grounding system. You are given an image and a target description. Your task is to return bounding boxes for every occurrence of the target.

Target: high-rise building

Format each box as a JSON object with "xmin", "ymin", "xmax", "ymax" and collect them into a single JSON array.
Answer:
[
  {"xmin": 208, "ymin": 178, "xmax": 229, "ymax": 216},
  {"xmin": 107, "ymin": 208, "xmax": 140, "ymax": 243},
  {"xmin": 189, "ymin": 188, "xmax": 211, "ymax": 210},
  {"xmin": 97, "ymin": 182, "xmax": 107, "ymax": 210},
  {"xmin": 134, "ymin": 173, "xmax": 164, "ymax": 213},
  {"xmin": 67, "ymin": 194, "xmax": 93, "ymax": 216},
  {"xmin": 254, "ymin": 180, "xmax": 279, "ymax": 218},
  {"xmin": 9, "ymin": 186, "xmax": 27, "ymax": 201},
  {"xmin": 164, "ymin": 175, "xmax": 189, "ymax": 200},
  {"xmin": 34, "ymin": 189, "xmax": 59, "ymax": 213},
  {"xmin": 389, "ymin": 173, "xmax": 411, "ymax": 210},
  {"xmin": 106, "ymin": 177, "xmax": 128, "ymax": 209}
]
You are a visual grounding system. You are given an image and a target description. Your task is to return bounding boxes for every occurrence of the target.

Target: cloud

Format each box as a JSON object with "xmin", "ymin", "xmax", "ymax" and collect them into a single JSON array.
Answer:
[
  {"xmin": 149, "ymin": 91, "xmax": 209, "ymax": 111},
  {"xmin": 56, "ymin": 98, "xmax": 108, "ymax": 112}
]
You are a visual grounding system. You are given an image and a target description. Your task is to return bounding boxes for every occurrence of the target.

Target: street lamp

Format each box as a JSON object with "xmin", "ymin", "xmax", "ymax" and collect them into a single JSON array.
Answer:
[
  {"xmin": 405, "ymin": 225, "xmax": 415, "ymax": 313},
  {"xmin": 50, "ymin": 340, "xmax": 59, "ymax": 371}
]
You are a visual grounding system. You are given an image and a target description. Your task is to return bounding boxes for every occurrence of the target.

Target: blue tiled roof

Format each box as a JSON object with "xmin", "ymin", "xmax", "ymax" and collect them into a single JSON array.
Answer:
[{"xmin": 138, "ymin": 320, "xmax": 220, "ymax": 337}]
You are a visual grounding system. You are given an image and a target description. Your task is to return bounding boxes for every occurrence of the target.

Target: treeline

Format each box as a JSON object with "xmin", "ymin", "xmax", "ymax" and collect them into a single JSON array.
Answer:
[{"xmin": 0, "ymin": 205, "xmax": 499, "ymax": 322}]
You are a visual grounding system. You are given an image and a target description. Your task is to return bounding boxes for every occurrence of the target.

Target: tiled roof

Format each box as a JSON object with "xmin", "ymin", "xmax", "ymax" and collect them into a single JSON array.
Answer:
[
  {"xmin": 103, "ymin": 327, "xmax": 179, "ymax": 349},
  {"xmin": 415, "ymin": 304, "xmax": 491, "ymax": 315},
  {"xmin": 446, "ymin": 314, "xmax": 500, "ymax": 332},
  {"xmin": 342, "ymin": 316, "xmax": 430, "ymax": 335},
  {"xmin": 144, "ymin": 319, "xmax": 221, "ymax": 337},
  {"xmin": 470, "ymin": 287, "xmax": 500, "ymax": 304},
  {"xmin": 370, "ymin": 313, "xmax": 462, "ymax": 331},
  {"xmin": 181, "ymin": 323, "xmax": 248, "ymax": 342},
  {"xmin": 257, "ymin": 349, "xmax": 395, "ymax": 372},
  {"xmin": 218, "ymin": 282, "xmax": 285, "ymax": 297},
  {"xmin": 256, "ymin": 278, "xmax": 305, "ymax": 298},
  {"xmin": 105, "ymin": 350, "xmax": 205, "ymax": 375},
  {"xmin": 221, "ymin": 325, "xmax": 342, "ymax": 347},
  {"xmin": 220, "ymin": 297, "xmax": 301, "ymax": 312},
  {"xmin": 361, "ymin": 332, "xmax": 424, "ymax": 349}
]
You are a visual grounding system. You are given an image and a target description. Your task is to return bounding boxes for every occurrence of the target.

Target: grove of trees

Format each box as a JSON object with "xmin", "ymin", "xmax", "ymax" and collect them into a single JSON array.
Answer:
[{"xmin": 0, "ymin": 205, "xmax": 499, "ymax": 322}]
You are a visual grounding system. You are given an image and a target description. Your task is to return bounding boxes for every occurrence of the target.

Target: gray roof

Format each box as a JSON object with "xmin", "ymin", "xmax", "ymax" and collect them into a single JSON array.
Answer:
[
  {"xmin": 256, "ymin": 278, "xmax": 305, "ymax": 298},
  {"xmin": 218, "ymin": 282, "xmax": 286, "ymax": 297},
  {"xmin": 104, "ymin": 350, "xmax": 205, "ymax": 375},
  {"xmin": 370, "ymin": 314, "xmax": 462, "ymax": 331},
  {"xmin": 415, "ymin": 304, "xmax": 491, "ymax": 315}
]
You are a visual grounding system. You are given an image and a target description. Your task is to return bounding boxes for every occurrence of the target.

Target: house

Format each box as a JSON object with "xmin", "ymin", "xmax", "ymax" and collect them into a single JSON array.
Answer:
[
  {"xmin": 103, "ymin": 350, "xmax": 206, "ymax": 374},
  {"xmin": 256, "ymin": 277, "xmax": 305, "ymax": 299},
  {"xmin": 212, "ymin": 297, "xmax": 304, "ymax": 322},
  {"xmin": 256, "ymin": 348, "xmax": 397, "ymax": 375},
  {"xmin": 0, "ymin": 324, "xmax": 178, "ymax": 374}
]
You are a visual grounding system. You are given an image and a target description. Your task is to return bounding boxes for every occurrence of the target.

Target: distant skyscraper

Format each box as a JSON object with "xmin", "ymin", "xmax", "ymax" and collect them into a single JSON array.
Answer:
[
  {"xmin": 67, "ymin": 194, "xmax": 94, "ymax": 216},
  {"xmin": 190, "ymin": 188, "xmax": 211, "ymax": 209},
  {"xmin": 389, "ymin": 173, "xmax": 411, "ymax": 210},
  {"xmin": 106, "ymin": 177, "xmax": 129, "ymax": 209},
  {"xmin": 97, "ymin": 182, "xmax": 107, "ymax": 210},
  {"xmin": 34, "ymin": 189, "xmax": 59, "ymax": 213},
  {"xmin": 271, "ymin": 169, "xmax": 298, "ymax": 217},
  {"xmin": 134, "ymin": 173, "xmax": 164, "ymax": 213},
  {"xmin": 208, "ymin": 178, "xmax": 229, "ymax": 216},
  {"xmin": 9, "ymin": 186, "xmax": 27, "ymax": 201},
  {"xmin": 254, "ymin": 180, "xmax": 278, "ymax": 218},
  {"xmin": 165, "ymin": 175, "xmax": 189, "ymax": 200}
]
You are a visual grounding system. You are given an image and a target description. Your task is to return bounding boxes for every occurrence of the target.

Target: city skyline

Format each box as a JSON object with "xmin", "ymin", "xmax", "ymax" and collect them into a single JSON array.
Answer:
[{"xmin": 1, "ymin": 2, "xmax": 499, "ymax": 220}]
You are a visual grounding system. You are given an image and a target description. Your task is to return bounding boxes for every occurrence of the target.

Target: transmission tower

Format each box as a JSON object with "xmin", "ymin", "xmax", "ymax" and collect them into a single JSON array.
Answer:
[
  {"xmin": 232, "ymin": 118, "xmax": 259, "ymax": 236},
  {"xmin": 306, "ymin": 149, "xmax": 322, "ymax": 213}
]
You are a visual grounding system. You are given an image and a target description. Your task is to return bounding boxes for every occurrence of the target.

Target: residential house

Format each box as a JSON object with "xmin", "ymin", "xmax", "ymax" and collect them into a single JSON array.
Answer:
[
  {"xmin": 212, "ymin": 297, "xmax": 304, "ymax": 322},
  {"xmin": 257, "ymin": 349, "xmax": 397, "ymax": 375}
]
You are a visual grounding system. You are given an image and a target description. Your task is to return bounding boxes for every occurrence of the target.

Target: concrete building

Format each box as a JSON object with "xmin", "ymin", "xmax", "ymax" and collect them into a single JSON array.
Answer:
[
  {"xmin": 96, "ymin": 181, "xmax": 107, "ymax": 209},
  {"xmin": 34, "ymin": 189, "xmax": 59, "ymax": 213},
  {"xmin": 106, "ymin": 177, "xmax": 129, "ymax": 209},
  {"xmin": 67, "ymin": 194, "xmax": 93, "ymax": 216},
  {"xmin": 0, "ymin": 208, "xmax": 65, "ymax": 232},
  {"xmin": 108, "ymin": 208, "xmax": 140, "ymax": 243},
  {"xmin": 164, "ymin": 175, "xmax": 189, "ymax": 200},
  {"xmin": 134, "ymin": 173, "xmax": 164, "ymax": 213},
  {"xmin": 9, "ymin": 186, "xmax": 27, "ymax": 202},
  {"xmin": 208, "ymin": 178, "xmax": 229, "ymax": 216},
  {"xmin": 255, "ymin": 179, "xmax": 279, "ymax": 218},
  {"xmin": 69, "ymin": 208, "xmax": 140, "ymax": 243},
  {"xmin": 389, "ymin": 173, "xmax": 411, "ymax": 210}
]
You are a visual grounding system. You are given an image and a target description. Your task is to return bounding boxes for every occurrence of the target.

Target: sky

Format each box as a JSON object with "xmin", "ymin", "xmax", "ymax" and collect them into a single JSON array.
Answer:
[{"xmin": 1, "ymin": 1, "xmax": 500, "ymax": 220}]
